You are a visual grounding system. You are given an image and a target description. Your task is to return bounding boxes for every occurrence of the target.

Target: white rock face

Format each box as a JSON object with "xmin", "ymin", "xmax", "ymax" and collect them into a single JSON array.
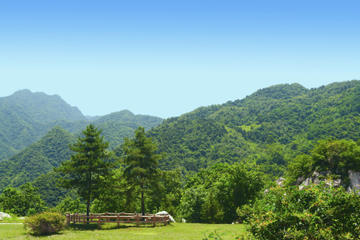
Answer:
[
  {"xmin": 299, "ymin": 171, "xmax": 341, "ymax": 190},
  {"xmin": 276, "ymin": 177, "xmax": 285, "ymax": 187},
  {"xmin": 348, "ymin": 170, "xmax": 360, "ymax": 194},
  {"xmin": 0, "ymin": 212, "xmax": 11, "ymax": 220},
  {"xmin": 299, "ymin": 171, "xmax": 320, "ymax": 190}
]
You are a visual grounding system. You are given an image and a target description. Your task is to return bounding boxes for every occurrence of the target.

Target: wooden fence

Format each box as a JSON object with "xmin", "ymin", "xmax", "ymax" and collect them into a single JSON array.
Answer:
[{"xmin": 66, "ymin": 212, "xmax": 170, "ymax": 226}]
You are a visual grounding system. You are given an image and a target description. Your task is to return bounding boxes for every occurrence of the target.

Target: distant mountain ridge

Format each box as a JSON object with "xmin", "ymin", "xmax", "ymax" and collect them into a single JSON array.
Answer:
[
  {"xmin": 92, "ymin": 110, "xmax": 163, "ymax": 148},
  {"xmin": 0, "ymin": 89, "xmax": 163, "ymax": 160},
  {"xmin": 6, "ymin": 89, "xmax": 86, "ymax": 123},
  {"xmin": 0, "ymin": 89, "xmax": 86, "ymax": 160}
]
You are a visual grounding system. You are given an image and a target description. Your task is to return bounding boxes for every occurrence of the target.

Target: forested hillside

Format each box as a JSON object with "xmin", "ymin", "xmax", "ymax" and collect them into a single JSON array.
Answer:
[
  {"xmin": 1, "ymin": 81, "xmax": 360, "ymax": 237},
  {"xmin": 0, "ymin": 90, "xmax": 85, "ymax": 160},
  {"xmin": 2, "ymin": 81, "xmax": 359, "ymax": 193},
  {"xmin": 0, "ymin": 110, "xmax": 162, "ymax": 196},
  {"xmin": 149, "ymin": 81, "xmax": 360, "ymax": 172},
  {"xmin": 0, "ymin": 90, "xmax": 163, "ymax": 160},
  {"xmin": 0, "ymin": 127, "xmax": 75, "ymax": 190},
  {"xmin": 93, "ymin": 110, "xmax": 163, "ymax": 148}
]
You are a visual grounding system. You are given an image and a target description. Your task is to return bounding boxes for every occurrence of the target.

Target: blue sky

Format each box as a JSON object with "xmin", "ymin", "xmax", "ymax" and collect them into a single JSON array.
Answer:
[{"xmin": 0, "ymin": 0, "xmax": 359, "ymax": 118}]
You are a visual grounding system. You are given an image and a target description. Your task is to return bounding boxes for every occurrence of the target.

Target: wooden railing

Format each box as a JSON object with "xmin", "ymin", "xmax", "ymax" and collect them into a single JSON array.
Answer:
[{"xmin": 66, "ymin": 212, "xmax": 170, "ymax": 226}]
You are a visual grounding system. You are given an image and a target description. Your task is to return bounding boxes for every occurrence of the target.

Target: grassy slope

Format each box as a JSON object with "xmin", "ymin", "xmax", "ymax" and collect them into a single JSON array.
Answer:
[{"xmin": 0, "ymin": 223, "xmax": 248, "ymax": 240}]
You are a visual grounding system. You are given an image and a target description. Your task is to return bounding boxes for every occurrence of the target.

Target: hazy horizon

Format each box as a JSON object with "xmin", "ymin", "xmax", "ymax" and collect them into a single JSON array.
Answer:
[
  {"xmin": 1, "ymin": 0, "xmax": 359, "ymax": 118},
  {"xmin": 2, "ymin": 80, "xmax": 357, "ymax": 119}
]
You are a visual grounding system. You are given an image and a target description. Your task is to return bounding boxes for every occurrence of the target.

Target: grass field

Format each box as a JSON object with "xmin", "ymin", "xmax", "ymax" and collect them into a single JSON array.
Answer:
[{"xmin": 0, "ymin": 223, "xmax": 250, "ymax": 240}]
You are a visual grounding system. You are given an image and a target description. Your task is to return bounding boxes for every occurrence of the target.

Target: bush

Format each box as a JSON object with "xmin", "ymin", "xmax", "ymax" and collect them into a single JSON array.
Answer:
[
  {"xmin": 241, "ymin": 183, "xmax": 360, "ymax": 239},
  {"xmin": 24, "ymin": 212, "xmax": 65, "ymax": 235}
]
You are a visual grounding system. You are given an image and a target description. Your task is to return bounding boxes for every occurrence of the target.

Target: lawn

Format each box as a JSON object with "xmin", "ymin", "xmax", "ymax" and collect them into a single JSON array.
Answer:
[{"xmin": 0, "ymin": 223, "xmax": 250, "ymax": 240}]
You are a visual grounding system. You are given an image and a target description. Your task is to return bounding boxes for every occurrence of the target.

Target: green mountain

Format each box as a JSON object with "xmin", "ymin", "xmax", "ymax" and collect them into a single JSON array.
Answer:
[
  {"xmin": 92, "ymin": 110, "xmax": 163, "ymax": 148},
  {"xmin": 0, "ymin": 90, "xmax": 163, "ymax": 160},
  {"xmin": 0, "ymin": 110, "xmax": 162, "ymax": 197},
  {"xmin": 2, "ymin": 81, "xmax": 359, "ymax": 203},
  {"xmin": 0, "ymin": 127, "xmax": 75, "ymax": 191},
  {"xmin": 4, "ymin": 89, "xmax": 85, "ymax": 123},
  {"xmin": 0, "ymin": 90, "xmax": 86, "ymax": 160},
  {"xmin": 148, "ymin": 81, "xmax": 360, "ymax": 172}
]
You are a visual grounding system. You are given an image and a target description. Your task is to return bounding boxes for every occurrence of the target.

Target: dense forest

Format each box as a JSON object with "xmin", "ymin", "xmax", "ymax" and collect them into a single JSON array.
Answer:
[
  {"xmin": 1, "ymin": 81, "xmax": 360, "ymax": 239},
  {"xmin": 149, "ymin": 81, "xmax": 360, "ymax": 173}
]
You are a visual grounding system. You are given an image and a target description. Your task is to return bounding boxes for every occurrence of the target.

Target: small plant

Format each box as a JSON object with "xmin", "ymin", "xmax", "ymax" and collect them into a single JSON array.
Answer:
[
  {"xmin": 203, "ymin": 231, "xmax": 253, "ymax": 240},
  {"xmin": 24, "ymin": 212, "xmax": 65, "ymax": 235},
  {"xmin": 203, "ymin": 231, "xmax": 224, "ymax": 240}
]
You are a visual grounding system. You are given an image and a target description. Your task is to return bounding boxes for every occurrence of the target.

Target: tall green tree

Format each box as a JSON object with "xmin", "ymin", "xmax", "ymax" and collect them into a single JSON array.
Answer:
[
  {"xmin": 123, "ymin": 127, "xmax": 161, "ymax": 215},
  {"xmin": 56, "ymin": 124, "xmax": 112, "ymax": 222}
]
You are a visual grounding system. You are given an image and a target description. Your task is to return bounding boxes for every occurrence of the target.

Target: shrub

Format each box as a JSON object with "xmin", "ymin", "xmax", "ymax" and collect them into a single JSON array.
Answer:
[
  {"xmin": 24, "ymin": 212, "xmax": 65, "ymax": 235},
  {"xmin": 241, "ymin": 183, "xmax": 360, "ymax": 239}
]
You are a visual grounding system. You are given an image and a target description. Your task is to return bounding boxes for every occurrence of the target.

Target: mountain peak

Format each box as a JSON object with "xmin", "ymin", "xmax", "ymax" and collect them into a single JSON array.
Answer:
[
  {"xmin": 12, "ymin": 89, "xmax": 32, "ymax": 95},
  {"xmin": 250, "ymin": 83, "xmax": 308, "ymax": 100},
  {"xmin": 3, "ymin": 89, "xmax": 86, "ymax": 123}
]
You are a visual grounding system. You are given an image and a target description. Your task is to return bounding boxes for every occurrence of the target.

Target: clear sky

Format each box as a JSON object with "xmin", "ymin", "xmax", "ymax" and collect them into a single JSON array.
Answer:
[{"xmin": 0, "ymin": 0, "xmax": 359, "ymax": 118}]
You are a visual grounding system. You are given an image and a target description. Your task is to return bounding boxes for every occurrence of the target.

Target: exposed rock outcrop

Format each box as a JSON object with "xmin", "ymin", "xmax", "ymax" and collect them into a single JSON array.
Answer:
[
  {"xmin": 348, "ymin": 170, "xmax": 360, "ymax": 194},
  {"xmin": 298, "ymin": 171, "xmax": 342, "ymax": 190},
  {"xmin": 276, "ymin": 177, "xmax": 286, "ymax": 187},
  {"xmin": 0, "ymin": 212, "xmax": 11, "ymax": 221}
]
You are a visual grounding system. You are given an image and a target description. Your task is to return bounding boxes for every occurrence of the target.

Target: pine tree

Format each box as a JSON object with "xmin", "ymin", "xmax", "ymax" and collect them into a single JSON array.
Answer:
[
  {"xmin": 57, "ymin": 124, "xmax": 112, "ymax": 222},
  {"xmin": 123, "ymin": 127, "xmax": 161, "ymax": 215}
]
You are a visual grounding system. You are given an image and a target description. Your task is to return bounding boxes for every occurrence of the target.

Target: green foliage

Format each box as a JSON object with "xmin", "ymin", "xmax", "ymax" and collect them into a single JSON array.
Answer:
[
  {"xmin": 32, "ymin": 171, "xmax": 69, "ymax": 207},
  {"xmin": 178, "ymin": 163, "xmax": 264, "ymax": 223},
  {"xmin": 89, "ymin": 166, "xmax": 182, "ymax": 215},
  {"xmin": 93, "ymin": 110, "xmax": 162, "ymax": 149},
  {"xmin": 24, "ymin": 212, "xmax": 65, "ymax": 236},
  {"xmin": 0, "ymin": 183, "xmax": 45, "ymax": 216},
  {"xmin": 149, "ymin": 169, "xmax": 183, "ymax": 216},
  {"xmin": 90, "ymin": 167, "xmax": 130, "ymax": 213},
  {"xmin": 286, "ymin": 139, "xmax": 360, "ymax": 185},
  {"xmin": 286, "ymin": 154, "xmax": 314, "ymax": 184},
  {"xmin": 312, "ymin": 139, "xmax": 360, "ymax": 177},
  {"xmin": 55, "ymin": 196, "xmax": 86, "ymax": 214},
  {"xmin": 123, "ymin": 127, "xmax": 162, "ymax": 215},
  {"xmin": 56, "ymin": 124, "xmax": 113, "ymax": 219},
  {"xmin": 0, "ymin": 110, "xmax": 162, "ymax": 195},
  {"xmin": 0, "ymin": 89, "xmax": 86, "ymax": 160},
  {"xmin": 149, "ymin": 81, "xmax": 360, "ymax": 173},
  {"xmin": 0, "ymin": 127, "xmax": 75, "ymax": 191},
  {"xmin": 243, "ymin": 184, "xmax": 360, "ymax": 240}
]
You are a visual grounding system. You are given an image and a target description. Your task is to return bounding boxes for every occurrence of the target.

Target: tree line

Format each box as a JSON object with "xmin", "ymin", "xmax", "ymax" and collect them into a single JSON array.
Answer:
[{"xmin": 1, "ymin": 124, "xmax": 360, "ymax": 238}]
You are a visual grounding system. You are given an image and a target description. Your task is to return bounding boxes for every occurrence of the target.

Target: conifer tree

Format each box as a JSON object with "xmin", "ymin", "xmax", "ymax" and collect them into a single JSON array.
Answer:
[
  {"xmin": 123, "ymin": 127, "xmax": 161, "ymax": 215},
  {"xmin": 57, "ymin": 124, "xmax": 111, "ymax": 222}
]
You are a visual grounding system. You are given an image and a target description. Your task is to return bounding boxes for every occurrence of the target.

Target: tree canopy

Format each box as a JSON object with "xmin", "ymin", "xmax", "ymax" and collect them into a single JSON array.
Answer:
[
  {"xmin": 123, "ymin": 127, "xmax": 161, "ymax": 215},
  {"xmin": 56, "ymin": 124, "xmax": 112, "ymax": 221}
]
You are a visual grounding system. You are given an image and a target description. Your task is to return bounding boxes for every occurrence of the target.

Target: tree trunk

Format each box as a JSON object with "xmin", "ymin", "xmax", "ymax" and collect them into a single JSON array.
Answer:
[
  {"xmin": 87, "ymin": 172, "xmax": 92, "ymax": 224},
  {"xmin": 87, "ymin": 198, "xmax": 90, "ymax": 224},
  {"xmin": 141, "ymin": 190, "xmax": 145, "ymax": 216}
]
